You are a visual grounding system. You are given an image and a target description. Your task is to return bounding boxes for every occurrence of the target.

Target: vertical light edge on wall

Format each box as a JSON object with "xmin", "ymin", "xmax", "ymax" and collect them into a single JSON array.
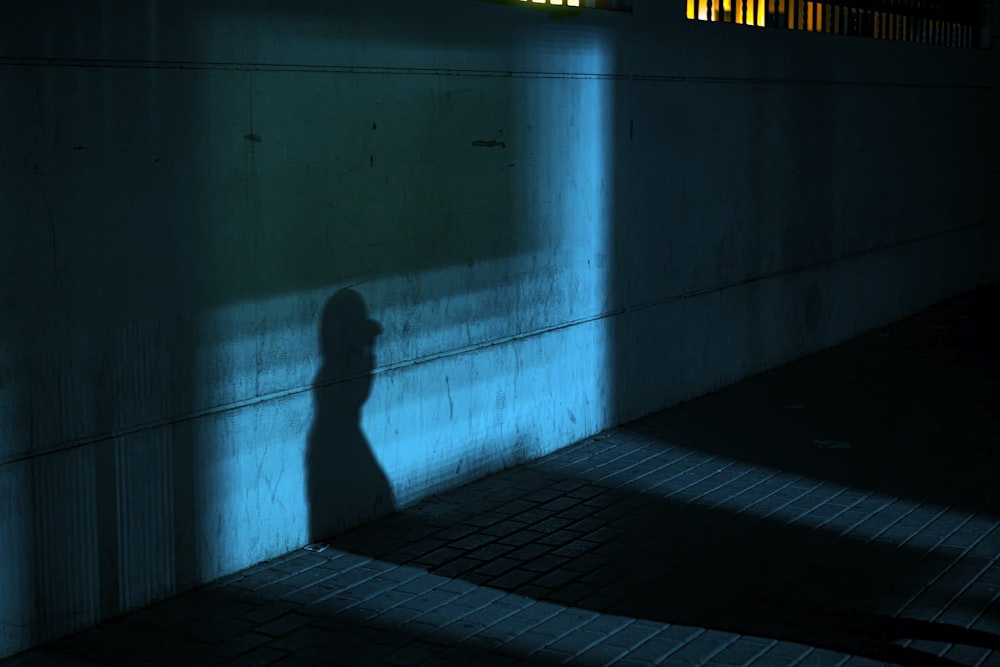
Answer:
[{"xmin": 513, "ymin": 28, "xmax": 616, "ymax": 443}]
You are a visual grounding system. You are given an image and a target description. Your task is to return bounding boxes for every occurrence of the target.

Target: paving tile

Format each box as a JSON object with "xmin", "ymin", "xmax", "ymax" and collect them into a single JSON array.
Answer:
[
  {"xmin": 523, "ymin": 610, "xmax": 597, "ymax": 639},
  {"xmin": 397, "ymin": 537, "xmax": 450, "ymax": 558},
  {"xmin": 257, "ymin": 612, "xmax": 317, "ymax": 638},
  {"xmin": 529, "ymin": 647, "xmax": 577, "ymax": 663},
  {"xmin": 498, "ymin": 529, "xmax": 548, "ymax": 547},
  {"xmin": 446, "ymin": 587, "xmax": 507, "ymax": 610},
  {"xmin": 462, "ymin": 511, "xmax": 508, "ymax": 529},
  {"xmin": 268, "ymin": 654, "xmax": 322, "ymax": 667},
  {"xmin": 670, "ymin": 635, "xmax": 739, "ymax": 661},
  {"xmin": 432, "ymin": 557, "xmax": 484, "ymax": 579},
  {"xmin": 616, "ymin": 660, "xmax": 659, "ymax": 667},
  {"xmin": 548, "ymin": 582, "xmax": 605, "ymax": 606},
  {"xmin": 396, "ymin": 589, "xmax": 460, "ymax": 615},
  {"xmin": 267, "ymin": 624, "xmax": 342, "ymax": 653},
  {"xmin": 238, "ymin": 600, "xmax": 299, "ymax": 626},
  {"xmin": 475, "ymin": 558, "xmax": 525, "ymax": 581},
  {"xmin": 412, "ymin": 546, "xmax": 465, "ymax": 567},
  {"xmin": 480, "ymin": 519, "xmax": 533, "ymax": 538},
  {"xmin": 543, "ymin": 628, "xmax": 606, "ymax": 656},
  {"xmin": 942, "ymin": 643, "xmax": 992, "ymax": 666},
  {"xmin": 447, "ymin": 532, "xmax": 496, "ymax": 551},
  {"xmin": 759, "ymin": 641, "xmax": 816, "ymax": 660},
  {"xmin": 710, "ymin": 638, "xmax": 774, "ymax": 665},
  {"xmin": 226, "ymin": 646, "xmax": 288, "ymax": 667},
  {"xmin": 487, "ymin": 568, "xmax": 540, "ymax": 590},
  {"xmin": 470, "ymin": 651, "xmax": 529, "ymax": 666},
  {"xmin": 574, "ymin": 614, "xmax": 635, "ymax": 640},
  {"xmin": 840, "ymin": 657, "xmax": 889, "ymax": 667},
  {"xmin": 381, "ymin": 641, "xmax": 443, "ymax": 665},
  {"xmin": 372, "ymin": 604, "xmax": 428, "ymax": 627},
  {"xmin": 750, "ymin": 657, "xmax": 813, "ymax": 667},
  {"xmin": 798, "ymin": 648, "xmax": 853, "ymax": 666},
  {"xmin": 576, "ymin": 642, "xmax": 631, "ymax": 665},
  {"xmin": 531, "ymin": 566, "xmax": 583, "ymax": 590},
  {"xmin": 209, "ymin": 631, "xmax": 274, "ymax": 659},
  {"xmin": 473, "ymin": 616, "xmax": 538, "ymax": 643}
]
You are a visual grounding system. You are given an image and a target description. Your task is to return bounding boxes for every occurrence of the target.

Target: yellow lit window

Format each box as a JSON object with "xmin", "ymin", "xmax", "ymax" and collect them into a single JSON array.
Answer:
[
  {"xmin": 683, "ymin": 0, "xmax": 984, "ymax": 48},
  {"xmin": 685, "ymin": 0, "xmax": 766, "ymax": 26}
]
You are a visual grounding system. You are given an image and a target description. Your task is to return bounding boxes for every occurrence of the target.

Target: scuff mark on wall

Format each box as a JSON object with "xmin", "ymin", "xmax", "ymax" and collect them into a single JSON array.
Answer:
[
  {"xmin": 472, "ymin": 139, "xmax": 506, "ymax": 148},
  {"xmin": 445, "ymin": 375, "xmax": 454, "ymax": 419}
]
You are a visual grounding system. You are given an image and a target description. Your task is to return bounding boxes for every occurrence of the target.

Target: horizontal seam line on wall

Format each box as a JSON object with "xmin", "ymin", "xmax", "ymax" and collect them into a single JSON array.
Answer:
[
  {"xmin": 627, "ymin": 220, "xmax": 987, "ymax": 313},
  {"xmin": 5, "ymin": 220, "xmax": 985, "ymax": 467},
  {"xmin": 0, "ymin": 56, "xmax": 990, "ymax": 89}
]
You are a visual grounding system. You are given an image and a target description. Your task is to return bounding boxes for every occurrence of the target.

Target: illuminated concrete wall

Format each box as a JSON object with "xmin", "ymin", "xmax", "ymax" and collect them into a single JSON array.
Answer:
[
  {"xmin": 0, "ymin": 1, "xmax": 618, "ymax": 656},
  {"xmin": 0, "ymin": 0, "xmax": 995, "ymax": 658}
]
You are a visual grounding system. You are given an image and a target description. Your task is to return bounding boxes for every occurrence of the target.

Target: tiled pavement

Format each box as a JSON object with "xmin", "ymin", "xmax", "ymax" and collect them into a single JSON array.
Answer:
[{"xmin": 5, "ymin": 284, "xmax": 1000, "ymax": 667}]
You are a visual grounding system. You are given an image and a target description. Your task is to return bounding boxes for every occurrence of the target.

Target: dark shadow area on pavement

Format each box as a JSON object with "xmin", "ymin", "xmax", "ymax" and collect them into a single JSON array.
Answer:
[
  {"xmin": 11, "ymin": 585, "xmax": 563, "ymax": 667},
  {"xmin": 330, "ymin": 470, "xmax": 1000, "ymax": 666},
  {"xmin": 634, "ymin": 282, "xmax": 1000, "ymax": 521}
]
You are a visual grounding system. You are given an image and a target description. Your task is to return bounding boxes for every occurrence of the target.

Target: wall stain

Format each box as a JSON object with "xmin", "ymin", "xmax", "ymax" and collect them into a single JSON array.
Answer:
[
  {"xmin": 244, "ymin": 133, "xmax": 262, "ymax": 143},
  {"xmin": 445, "ymin": 375, "xmax": 454, "ymax": 420},
  {"xmin": 473, "ymin": 140, "xmax": 506, "ymax": 148}
]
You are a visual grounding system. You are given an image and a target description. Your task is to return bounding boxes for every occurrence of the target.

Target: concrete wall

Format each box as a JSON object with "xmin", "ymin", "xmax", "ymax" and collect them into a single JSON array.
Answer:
[
  {"xmin": 611, "ymin": 4, "xmax": 998, "ymax": 421},
  {"xmin": 1, "ymin": 0, "xmax": 996, "ymax": 657}
]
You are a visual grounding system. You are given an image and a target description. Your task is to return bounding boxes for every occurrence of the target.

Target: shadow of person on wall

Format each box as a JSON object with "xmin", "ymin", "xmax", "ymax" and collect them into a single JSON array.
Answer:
[{"xmin": 307, "ymin": 288, "xmax": 395, "ymax": 544}]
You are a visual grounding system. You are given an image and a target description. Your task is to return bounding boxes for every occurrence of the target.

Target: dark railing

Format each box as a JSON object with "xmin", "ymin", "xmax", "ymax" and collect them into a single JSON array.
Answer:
[{"xmin": 687, "ymin": 0, "xmax": 989, "ymax": 48}]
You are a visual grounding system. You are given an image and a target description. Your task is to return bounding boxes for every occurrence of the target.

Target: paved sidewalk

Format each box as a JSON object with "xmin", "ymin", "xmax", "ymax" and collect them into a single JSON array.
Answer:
[{"xmin": 5, "ymin": 284, "xmax": 1000, "ymax": 666}]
